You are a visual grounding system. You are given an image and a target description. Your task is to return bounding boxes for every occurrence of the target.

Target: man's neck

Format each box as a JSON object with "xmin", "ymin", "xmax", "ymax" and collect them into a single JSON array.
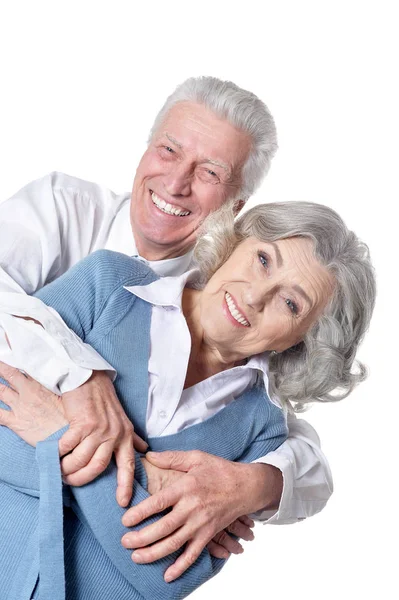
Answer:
[{"xmin": 134, "ymin": 236, "xmax": 193, "ymax": 262}]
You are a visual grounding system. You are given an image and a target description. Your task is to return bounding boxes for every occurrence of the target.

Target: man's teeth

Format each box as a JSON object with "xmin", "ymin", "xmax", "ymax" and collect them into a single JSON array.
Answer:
[
  {"xmin": 225, "ymin": 292, "xmax": 250, "ymax": 326},
  {"xmin": 151, "ymin": 192, "xmax": 190, "ymax": 216}
]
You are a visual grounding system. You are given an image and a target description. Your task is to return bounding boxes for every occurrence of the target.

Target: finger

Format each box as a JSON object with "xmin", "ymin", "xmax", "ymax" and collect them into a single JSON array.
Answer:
[
  {"xmin": 145, "ymin": 450, "xmax": 201, "ymax": 472},
  {"xmin": 61, "ymin": 435, "xmax": 101, "ymax": 475},
  {"xmin": 164, "ymin": 537, "xmax": 211, "ymax": 582},
  {"xmin": 206, "ymin": 540, "xmax": 230, "ymax": 560},
  {"xmin": 121, "ymin": 508, "xmax": 186, "ymax": 548},
  {"xmin": 0, "ymin": 382, "xmax": 18, "ymax": 406},
  {"xmin": 121, "ymin": 486, "xmax": 180, "ymax": 527},
  {"xmin": 58, "ymin": 427, "xmax": 85, "ymax": 457},
  {"xmin": 0, "ymin": 362, "xmax": 26, "ymax": 392},
  {"xmin": 226, "ymin": 520, "xmax": 255, "ymax": 541},
  {"xmin": 115, "ymin": 441, "xmax": 135, "ymax": 507},
  {"xmin": 62, "ymin": 440, "xmax": 113, "ymax": 485},
  {"xmin": 0, "ymin": 407, "xmax": 16, "ymax": 427},
  {"xmin": 133, "ymin": 432, "xmax": 148, "ymax": 453},
  {"xmin": 211, "ymin": 530, "xmax": 244, "ymax": 554},
  {"xmin": 238, "ymin": 515, "xmax": 255, "ymax": 528},
  {"xmin": 126, "ymin": 526, "xmax": 189, "ymax": 565}
]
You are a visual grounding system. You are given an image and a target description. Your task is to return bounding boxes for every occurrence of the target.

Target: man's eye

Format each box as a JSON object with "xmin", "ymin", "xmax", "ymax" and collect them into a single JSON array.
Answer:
[
  {"xmin": 258, "ymin": 252, "xmax": 269, "ymax": 269},
  {"xmin": 285, "ymin": 298, "xmax": 299, "ymax": 315},
  {"xmin": 197, "ymin": 168, "xmax": 220, "ymax": 184},
  {"xmin": 165, "ymin": 146, "xmax": 174, "ymax": 153}
]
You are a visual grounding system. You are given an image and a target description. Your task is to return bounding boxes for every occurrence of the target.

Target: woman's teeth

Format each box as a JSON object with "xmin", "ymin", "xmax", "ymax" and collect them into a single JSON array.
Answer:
[
  {"xmin": 225, "ymin": 292, "xmax": 250, "ymax": 326},
  {"xmin": 151, "ymin": 192, "xmax": 190, "ymax": 216}
]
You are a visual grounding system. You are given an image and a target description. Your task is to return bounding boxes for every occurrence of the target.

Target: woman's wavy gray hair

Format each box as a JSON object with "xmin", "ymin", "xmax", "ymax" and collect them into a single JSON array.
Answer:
[
  {"xmin": 149, "ymin": 76, "xmax": 278, "ymax": 201},
  {"xmin": 193, "ymin": 201, "xmax": 376, "ymax": 411}
]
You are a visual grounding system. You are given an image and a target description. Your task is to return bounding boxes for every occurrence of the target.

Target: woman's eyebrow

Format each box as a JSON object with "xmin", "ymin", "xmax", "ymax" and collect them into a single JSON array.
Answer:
[
  {"xmin": 269, "ymin": 242, "xmax": 283, "ymax": 267},
  {"xmin": 293, "ymin": 284, "xmax": 312, "ymax": 307}
]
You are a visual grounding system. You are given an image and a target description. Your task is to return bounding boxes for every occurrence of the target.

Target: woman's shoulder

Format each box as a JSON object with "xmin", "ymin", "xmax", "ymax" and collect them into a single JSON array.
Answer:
[{"xmin": 78, "ymin": 249, "xmax": 159, "ymax": 289}]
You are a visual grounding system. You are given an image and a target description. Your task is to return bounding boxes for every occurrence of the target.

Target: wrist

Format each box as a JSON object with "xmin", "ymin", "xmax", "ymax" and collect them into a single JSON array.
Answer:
[{"xmin": 240, "ymin": 462, "xmax": 283, "ymax": 514}]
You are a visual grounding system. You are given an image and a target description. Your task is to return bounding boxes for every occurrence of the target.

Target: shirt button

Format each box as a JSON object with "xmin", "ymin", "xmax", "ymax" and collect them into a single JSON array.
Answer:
[{"xmin": 158, "ymin": 410, "xmax": 167, "ymax": 419}]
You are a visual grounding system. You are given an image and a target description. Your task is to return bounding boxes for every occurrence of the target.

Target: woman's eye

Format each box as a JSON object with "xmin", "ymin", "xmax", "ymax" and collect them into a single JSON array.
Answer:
[
  {"xmin": 285, "ymin": 298, "xmax": 299, "ymax": 315},
  {"xmin": 258, "ymin": 253, "xmax": 269, "ymax": 269}
]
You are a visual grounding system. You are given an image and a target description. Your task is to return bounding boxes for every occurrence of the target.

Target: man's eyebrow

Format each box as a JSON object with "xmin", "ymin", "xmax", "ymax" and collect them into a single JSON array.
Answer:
[
  {"xmin": 165, "ymin": 133, "xmax": 183, "ymax": 149},
  {"xmin": 293, "ymin": 284, "xmax": 313, "ymax": 307},
  {"xmin": 204, "ymin": 158, "xmax": 230, "ymax": 173},
  {"xmin": 165, "ymin": 133, "xmax": 231, "ymax": 174}
]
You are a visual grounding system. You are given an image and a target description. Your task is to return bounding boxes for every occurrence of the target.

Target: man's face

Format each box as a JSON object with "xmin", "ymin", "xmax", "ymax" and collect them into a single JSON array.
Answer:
[{"xmin": 130, "ymin": 101, "xmax": 251, "ymax": 260}]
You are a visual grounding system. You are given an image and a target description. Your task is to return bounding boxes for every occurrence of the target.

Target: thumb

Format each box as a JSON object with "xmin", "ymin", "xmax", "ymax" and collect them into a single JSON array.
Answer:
[
  {"xmin": 0, "ymin": 407, "xmax": 15, "ymax": 428},
  {"xmin": 145, "ymin": 450, "xmax": 200, "ymax": 472},
  {"xmin": 58, "ymin": 426, "xmax": 81, "ymax": 457}
]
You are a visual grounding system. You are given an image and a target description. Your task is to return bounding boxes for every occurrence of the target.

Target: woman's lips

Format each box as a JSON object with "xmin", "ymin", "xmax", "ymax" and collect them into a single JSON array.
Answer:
[{"xmin": 224, "ymin": 292, "xmax": 250, "ymax": 327}]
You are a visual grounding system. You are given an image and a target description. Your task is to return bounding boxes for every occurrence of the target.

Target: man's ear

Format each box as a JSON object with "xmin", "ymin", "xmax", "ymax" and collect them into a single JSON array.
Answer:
[{"xmin": 233, "ymin": 199, "xmax": 246, "ymax": 217}]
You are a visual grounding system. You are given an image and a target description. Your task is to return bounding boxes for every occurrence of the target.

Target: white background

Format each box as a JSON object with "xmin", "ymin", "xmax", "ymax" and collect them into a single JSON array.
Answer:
[{"xmin": 0, "ymin": 1, "xmax": 397, "ymax": 599}]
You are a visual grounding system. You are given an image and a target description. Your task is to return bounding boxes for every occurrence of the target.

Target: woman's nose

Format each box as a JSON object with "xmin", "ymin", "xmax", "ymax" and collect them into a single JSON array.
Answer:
[{"xmin": 243, "ymin": 282, "xmax": 275, "ymax": 310}]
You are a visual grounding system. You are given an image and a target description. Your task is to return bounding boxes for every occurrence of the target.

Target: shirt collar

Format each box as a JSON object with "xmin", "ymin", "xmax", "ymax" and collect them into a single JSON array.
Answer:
[{"xmin": 124, "ymin": 268, "xmax": 199, "ymax": 309}]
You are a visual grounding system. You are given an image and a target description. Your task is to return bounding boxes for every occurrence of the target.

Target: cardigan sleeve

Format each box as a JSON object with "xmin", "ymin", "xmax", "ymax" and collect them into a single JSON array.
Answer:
[
  {"xmin": 0, "ymin": 416, "xmax": 224, "ymax": 600},
  {"xmin": 70, "ymin": 457, "xmax": 225, "ymax": 600}
]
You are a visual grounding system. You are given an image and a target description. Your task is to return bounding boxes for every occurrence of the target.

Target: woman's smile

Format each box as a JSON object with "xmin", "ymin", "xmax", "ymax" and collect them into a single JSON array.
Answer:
[{"xmin": 224, "ymin": 292, "xmax": 250, "ymax": 327}]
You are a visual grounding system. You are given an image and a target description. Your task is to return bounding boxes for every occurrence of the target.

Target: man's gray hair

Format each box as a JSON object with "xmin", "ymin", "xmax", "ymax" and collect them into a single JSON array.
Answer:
[
  {"xmin": 194, "ymin": 201, "xmax": 376, "ymax": 411},
  {"xmin": 149, "ymin": 76, "xmax": 278, "ymax": 200}
]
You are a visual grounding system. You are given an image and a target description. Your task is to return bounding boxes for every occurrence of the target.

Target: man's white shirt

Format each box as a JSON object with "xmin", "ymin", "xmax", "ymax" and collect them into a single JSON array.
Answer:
[{"xmin": 0, "ymin": 171, "xmax": 333, "ymax": 523}]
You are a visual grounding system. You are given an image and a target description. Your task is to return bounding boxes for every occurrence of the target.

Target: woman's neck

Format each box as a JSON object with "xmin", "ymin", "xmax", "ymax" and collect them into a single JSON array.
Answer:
[{"xmin": 182, "ymin": 288, "xmax": 241, "ymax": 388}]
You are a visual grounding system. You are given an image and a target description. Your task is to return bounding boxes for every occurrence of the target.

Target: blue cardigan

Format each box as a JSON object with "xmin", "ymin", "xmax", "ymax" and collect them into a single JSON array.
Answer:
[{"xmin": 0, "ymin": 250, "xmax": 287, "ymax": 600}]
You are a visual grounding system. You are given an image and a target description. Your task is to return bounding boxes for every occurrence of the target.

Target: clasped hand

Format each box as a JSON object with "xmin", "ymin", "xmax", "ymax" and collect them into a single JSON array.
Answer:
[{"xmin": 0, "ymin": 362, "xmax": 255, "ymax": 581}]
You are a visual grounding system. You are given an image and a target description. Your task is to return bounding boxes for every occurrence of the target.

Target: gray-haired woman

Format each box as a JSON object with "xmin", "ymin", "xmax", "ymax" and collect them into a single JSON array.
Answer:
[{"xmin": 0, "ymin": 201, "xmax": 375, "ymax": 600}]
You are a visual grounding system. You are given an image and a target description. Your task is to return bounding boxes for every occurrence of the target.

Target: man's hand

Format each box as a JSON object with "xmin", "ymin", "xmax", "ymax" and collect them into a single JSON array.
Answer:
[
  {"xmin": 121, "ymin": 450, "xmax": 282, "ymax": 582},
  {"xmin": 0, "ymin": 361, "xmax": 68, "ymax": 446},
  {"xmin": 59, "ymin": 371, "xmax": 148, "ymax": 507},
  {"xmin": 139, "ymin": 455, "xmax": 255, "ymax": 560}
]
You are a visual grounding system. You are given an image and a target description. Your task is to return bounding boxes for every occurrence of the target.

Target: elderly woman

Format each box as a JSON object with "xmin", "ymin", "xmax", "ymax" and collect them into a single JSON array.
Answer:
[{"xmin": 0, "ymin": 201, "xmax": 375, "ymax": 600}]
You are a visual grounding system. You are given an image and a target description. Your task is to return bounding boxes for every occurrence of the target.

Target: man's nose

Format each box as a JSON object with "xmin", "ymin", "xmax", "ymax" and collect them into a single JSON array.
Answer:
[{"xmin": 163, "ymin": 162, "xmax": 192, "ymax": 196}]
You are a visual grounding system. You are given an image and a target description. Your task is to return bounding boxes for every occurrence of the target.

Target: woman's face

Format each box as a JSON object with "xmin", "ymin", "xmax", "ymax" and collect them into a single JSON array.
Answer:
[{"xmin": 199, "ymin": 236, "xmax": 335, "ymax": 359}]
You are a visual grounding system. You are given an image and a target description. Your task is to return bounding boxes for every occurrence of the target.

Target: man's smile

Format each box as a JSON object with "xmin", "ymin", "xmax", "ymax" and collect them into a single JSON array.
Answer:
[{"xmin": 150, "ymin": 190, "xmax": 191, "ymax": 217}]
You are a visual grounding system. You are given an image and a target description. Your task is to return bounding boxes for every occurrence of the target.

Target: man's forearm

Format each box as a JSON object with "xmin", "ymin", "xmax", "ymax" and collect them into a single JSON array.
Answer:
[{"xmin": 252, "ymin": 415, "xmax": 333, "ymax": 524}]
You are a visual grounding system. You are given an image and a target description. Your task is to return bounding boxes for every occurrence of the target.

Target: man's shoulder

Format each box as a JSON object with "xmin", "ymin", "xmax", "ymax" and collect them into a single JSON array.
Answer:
[{"xmin": 48, "ymin": 171, "xmax": 130, "ymax": 205}]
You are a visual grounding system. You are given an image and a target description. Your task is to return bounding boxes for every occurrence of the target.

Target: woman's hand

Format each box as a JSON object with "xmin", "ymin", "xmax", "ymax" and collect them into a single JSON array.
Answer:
[{"xmin": 0, "ymin": 361, "xmax": 68, "ymax": 446}]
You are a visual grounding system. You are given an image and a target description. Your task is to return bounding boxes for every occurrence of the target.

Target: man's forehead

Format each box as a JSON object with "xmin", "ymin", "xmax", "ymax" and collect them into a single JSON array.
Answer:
[{"xmin": 155, "ymin": 101, "xmax": 251, "ymax": 170}]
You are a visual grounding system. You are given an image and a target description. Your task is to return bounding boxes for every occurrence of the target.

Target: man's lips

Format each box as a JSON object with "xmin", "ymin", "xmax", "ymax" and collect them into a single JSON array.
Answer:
[
  {"xmin": 150, "ymin": 191, "xmax": 191, "ymax": 217},
  {"xmin": 225, "ymin": 292, "xmax": 250, "ymax": 327}
]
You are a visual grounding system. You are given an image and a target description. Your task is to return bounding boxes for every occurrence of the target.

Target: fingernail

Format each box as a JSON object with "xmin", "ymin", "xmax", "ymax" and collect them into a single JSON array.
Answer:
[
  {"xmin": 132, "ymin": 551, "xmax": 143, "ymax": 563},
  {"xmin": 164, "ymin": 573, "xmax": 173, "ymax": 583}
]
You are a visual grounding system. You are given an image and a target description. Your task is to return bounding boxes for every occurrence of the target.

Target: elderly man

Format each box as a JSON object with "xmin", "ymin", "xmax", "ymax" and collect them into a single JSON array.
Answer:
[{"xmin": 0, "ymin": 76, "xmax": 332, "ymax": 582}]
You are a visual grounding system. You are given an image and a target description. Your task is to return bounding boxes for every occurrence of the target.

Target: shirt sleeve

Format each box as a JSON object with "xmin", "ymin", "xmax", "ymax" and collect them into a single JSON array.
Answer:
[
  {"xmin": 0, "ymin": 172, "xmax": 118, "ymax": 392},
  {"xmin": 251, "ymin": 412, "xmax": 333, "ymax": 524}
]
